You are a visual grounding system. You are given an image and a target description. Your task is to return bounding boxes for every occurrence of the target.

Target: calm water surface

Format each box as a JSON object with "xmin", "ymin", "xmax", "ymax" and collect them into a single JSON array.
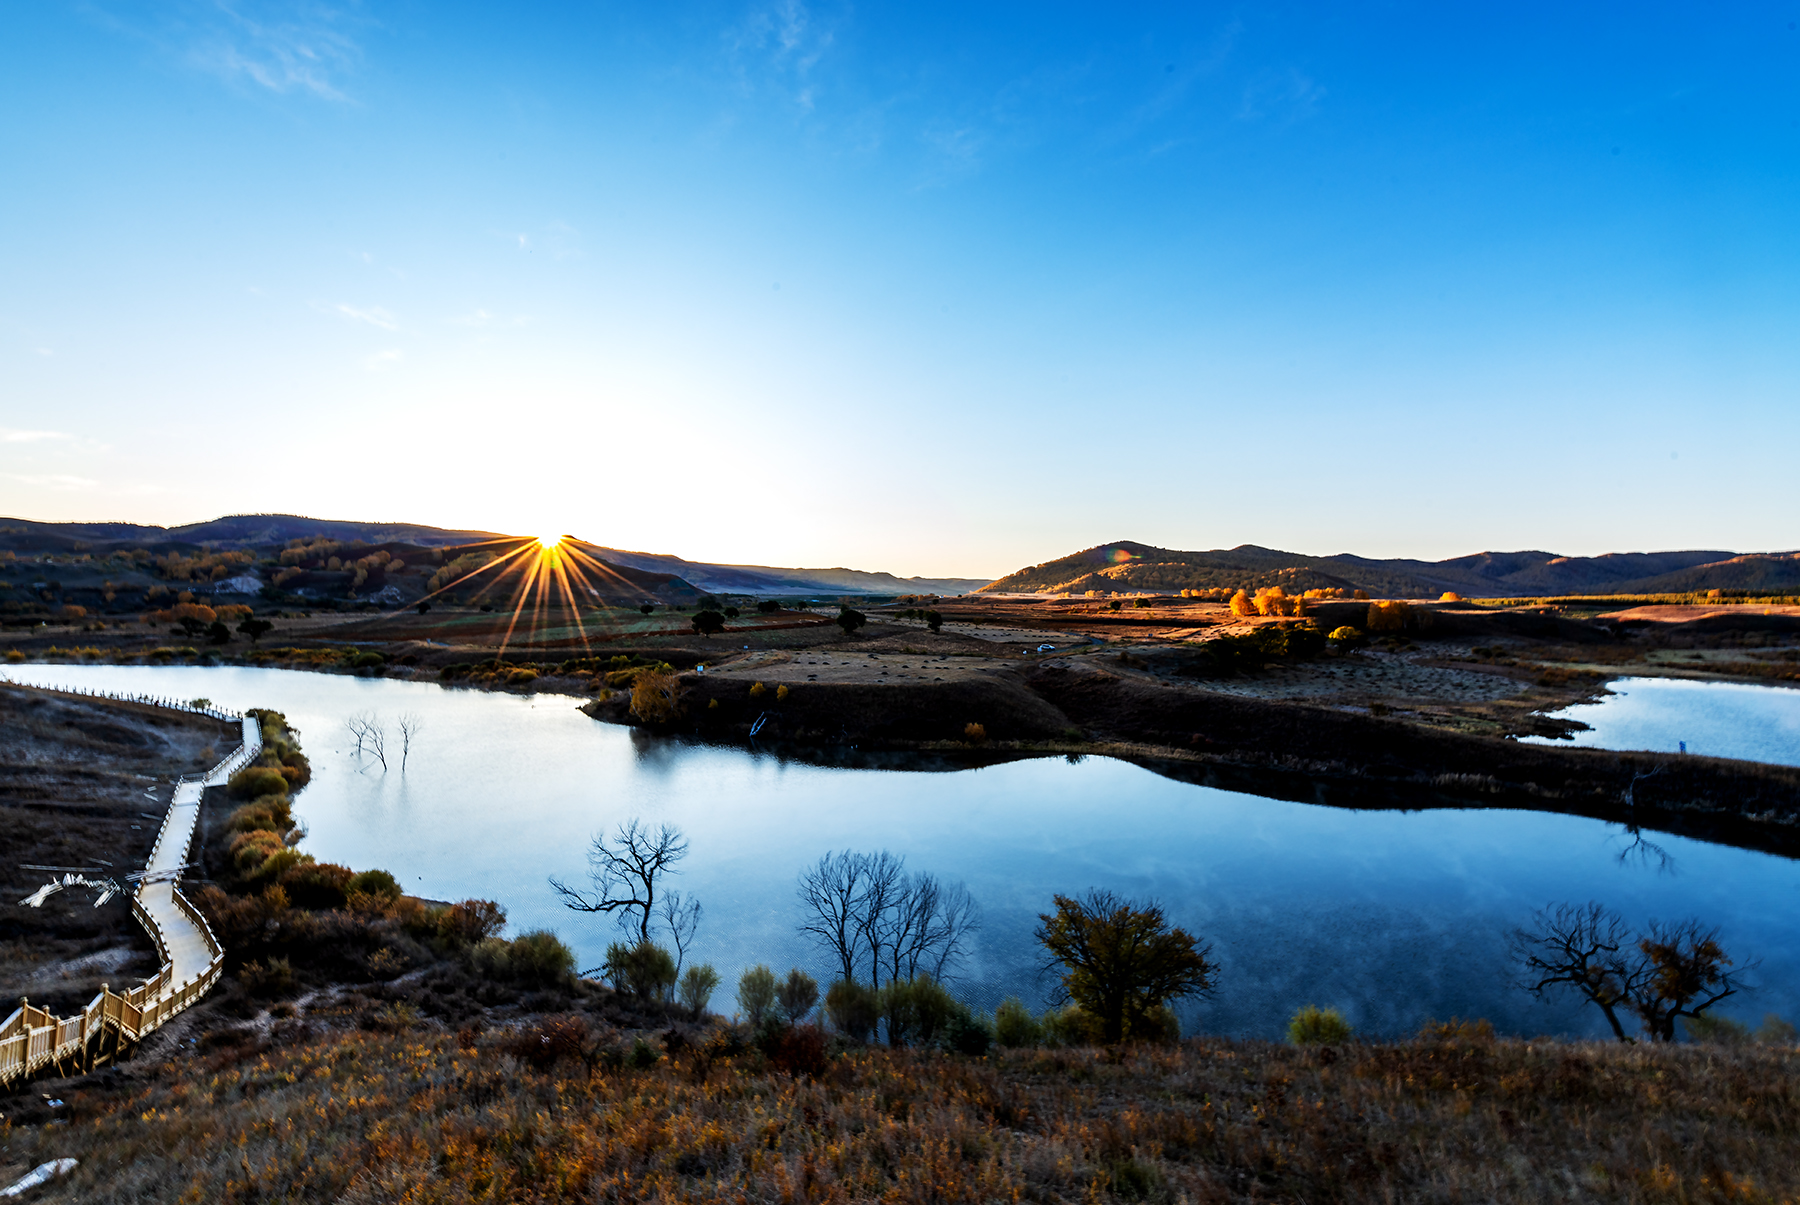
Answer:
[
  {"xmin": 9, "ymin": 663, "xmax": 1799, "ymax": 1039},
  {"xmin": 1524, "ymin": 676, "xmax": 1800, "ymax": 767}
]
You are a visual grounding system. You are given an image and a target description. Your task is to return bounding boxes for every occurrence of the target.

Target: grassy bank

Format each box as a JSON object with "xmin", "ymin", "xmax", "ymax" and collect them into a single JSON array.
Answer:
[{"xmin": 4, "ymin": 1017, "xmax": 1798, "ymax": 1203}]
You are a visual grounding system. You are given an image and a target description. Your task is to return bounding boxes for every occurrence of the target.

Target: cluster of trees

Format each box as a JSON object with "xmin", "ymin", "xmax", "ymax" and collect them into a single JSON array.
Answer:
[
  {"xmin": 1511, "ymin": 902, "xmax": 1750, "ymax": 1042},
  {"xmin": 344, "ymin": 710, "xmax": 422, "ymax": 772},
  {"xmin": 895, "ymin": 608, "xmax": 944, "ymax": 632},
  {"xmin": 548, "ymin": 817, "xmax": 1761, "ymax": 1052}
]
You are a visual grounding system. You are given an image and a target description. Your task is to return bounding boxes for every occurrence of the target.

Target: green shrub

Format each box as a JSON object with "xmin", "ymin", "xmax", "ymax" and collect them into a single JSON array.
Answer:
[
  {"xmin": 510, "ymin": 930, "xmax": 576, "ymax": 987},
  {"xmin": 941, "ymin": 1004, "xmax": 993, "ymax": 1056},
  {"xmin": 994, "ymin": 996, "xmax": 1044, "ymax": 1048},
  {"xmin": 1682, "ymin": 1013, "xmax": 1751, "ymax": 1045},
  {"xmin": 229, "ymin": 829, "xmax": 286, "ymax": 874},
  {"xmin": 347, "ymin": 869, "xmax": 402, "ymax": 901},
  {"xmin": 628, "ymin": 1037, "xmax": 661, "ymax": 1069},
  {"xmin": 472, "ymin": 930, "xmax": 575, "ymax": 986},
  {"xmin": 679, "ymin": 964, "xmax": 721, "ymax": 1018},
  {"xmin": 737, "ymin": 964, "xmax": 778, "ymax": 1025},
  {"xmin": 882, "ymin": 975, "xmax": 958, "ymax": 1048},
  {"xmin": 226, "ymin": 796, "xmax": 293, "ymax": 835},
  {"xmin": 605, "ymin": 941, "xmax": 677, "ymax": 1001},
  {"xmin": 1327, "ymin": 625, "xmax": 1363, "ymax": 645},
  {"xmin": 1288, "ymin": 1004, "xmax": 1353, "ymax": 1046},
  {"xmin": 1042, "ymin": 1004, "xmax": 1103, "ymax": 1047},
  {"xmin": 228, "ymin": 766, "xmax": 290, "ymax": 800},
  {"xmin": 250, "ymin": 847, "xmax": 311, "ymax": 884},
  {"xmin": 350, "ymin": 651, "xmax": 386, "ymax": 669},
  {"xmin": 825, "ymin": 979, "xmax": 881, "ymax": 1042},
  {"xmin": 778, "ymin": 968, "xmax": 820, "ymax": 1024}
]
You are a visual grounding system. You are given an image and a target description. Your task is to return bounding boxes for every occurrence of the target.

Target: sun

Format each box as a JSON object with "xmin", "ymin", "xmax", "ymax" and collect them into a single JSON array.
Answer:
[{"xmin": 536, "ymin": 534, "xmax": 564, "ymax": 551}]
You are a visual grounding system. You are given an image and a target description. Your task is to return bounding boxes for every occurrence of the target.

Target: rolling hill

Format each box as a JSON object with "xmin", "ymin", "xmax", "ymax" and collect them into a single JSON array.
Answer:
[{"xmin": 981, "ymin": 541, "xmax": 1800, "ymax": 598}]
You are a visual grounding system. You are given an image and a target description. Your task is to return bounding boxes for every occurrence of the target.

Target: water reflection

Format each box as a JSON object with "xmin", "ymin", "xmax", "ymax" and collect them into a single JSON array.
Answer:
[
  {"xmin": 1525, "ymin": 676, "xmax": 1800, "ymax": 767},
  {"xmin": 7, "ymin": 662, "xmax": 1799, "ymax": 1041}
]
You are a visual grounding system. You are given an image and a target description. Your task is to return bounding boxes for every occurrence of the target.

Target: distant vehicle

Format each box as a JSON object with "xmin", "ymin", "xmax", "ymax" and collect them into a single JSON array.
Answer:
[{"xmin": 1037, "ymin": 644, "xmax": 1056, "ymax": 653}]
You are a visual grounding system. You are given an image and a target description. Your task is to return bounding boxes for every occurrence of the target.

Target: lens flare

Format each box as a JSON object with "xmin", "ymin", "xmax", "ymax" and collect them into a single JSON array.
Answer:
[{"xmin": 537, "ymin": 534, "xmax": 563, "ymax": 550}]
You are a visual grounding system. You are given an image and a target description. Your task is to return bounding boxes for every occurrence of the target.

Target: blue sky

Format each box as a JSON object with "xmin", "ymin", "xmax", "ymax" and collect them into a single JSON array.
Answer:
[{"xmin": 3, "ymin": 2, "xmax": 1797, "ymax": 577}]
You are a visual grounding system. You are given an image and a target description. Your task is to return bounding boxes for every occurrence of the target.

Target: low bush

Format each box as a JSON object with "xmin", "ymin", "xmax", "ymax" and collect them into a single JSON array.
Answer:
[
  {"xmin": 347, "ymin": 869, "xmax": 402, "ymax": 901},
  {"xmin": 883, "ymin": 975, "xmax": 958, "ymax": 1048},
  {"xmin": 1289, "ymin": 1004, "xmax": 1353, "ymax": 1045},
  {"xmin": 605, "ymin": 941, "xmax": 678, "ymax": 1001},
  {"xmin": 778, "ymin": 968, "xmax": 819, "ymax": 1024},
  {"xmin": 738, "ymin": 964, "xmax": 778, "ymax": 1025},
  {"xmin": 471, "ymin": 930, "xmax": 575, "ymax": 987},
  {"xmin": 995, "ymin": 996, "xmax": 1045, "ymax": 1048},
  {"xmin": 825, "ymin": 978, "xmax": 881, "ymax": 1042},
  {"xmin": 278, "ymin": 861, "xmax": 355, "ymax": 910},
  {"xmin": 228, "ymin": 766, "xmax": 290, "ymax": 800},
  {"xmin": 436, "ymin": 899, "xmax": 508, "ymax": 948},
  {"xmin": 679, "ymin": 964, "xmax": 721, "ymax": 1018}
]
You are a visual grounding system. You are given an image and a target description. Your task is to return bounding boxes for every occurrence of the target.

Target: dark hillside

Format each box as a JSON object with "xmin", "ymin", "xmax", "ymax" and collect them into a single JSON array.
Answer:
[{"xmin": 983, "ymin": 541, "xmax": 1794, "ymax": 598}]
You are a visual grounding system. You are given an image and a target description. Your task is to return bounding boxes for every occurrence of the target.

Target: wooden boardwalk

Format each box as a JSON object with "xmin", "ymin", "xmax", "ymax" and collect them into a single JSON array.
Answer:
[{"xmin": 1, "ymin": 710, "xmax": 260, "ymax": 1085}]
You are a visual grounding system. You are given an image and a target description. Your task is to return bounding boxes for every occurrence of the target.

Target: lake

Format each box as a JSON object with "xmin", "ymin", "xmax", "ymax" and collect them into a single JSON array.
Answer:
[
  {"xmin": 1522, "ymin": 675, "xmax": 1800, "ymax": 768},
  {"xmin": 8, "ymin": 662, "xmax": 1800, "ymax": 1040}
]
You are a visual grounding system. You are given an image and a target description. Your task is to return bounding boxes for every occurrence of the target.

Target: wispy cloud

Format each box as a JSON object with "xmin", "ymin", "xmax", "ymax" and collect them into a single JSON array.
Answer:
[
  {"xmin": 362, "ymin": 348, "xmax": 403, "ymax": 371},
  {"xmin": 3, "ymin": 472, "xmax": 97, "ymax": 491},
  {"xmin": 1, "ymin": 429, "xmax": 71, "ymax": 444},
  {"xmin": 83, "ymin": 1, "xmax": 366, "ymax": 102},
  {"xmin": 1238, "ymin": 67, "xmax": 1325, "ymax": 124},
  {"xmin": 449, "ymin": 309, "xmax": 532, "ymax": 328},
  {"xmin": 725, "ymin": 0, "xmax": 836, "ymax": 111},
  {"xmin": 334, "ymin": 303, "xmax": 398, "ymax": 330}
]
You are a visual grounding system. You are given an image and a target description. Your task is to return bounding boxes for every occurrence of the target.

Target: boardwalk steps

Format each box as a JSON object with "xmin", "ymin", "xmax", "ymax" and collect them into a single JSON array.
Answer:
[{"xmin": 1, "ymin": 707, "xmax": 261, "ymax": 1086}]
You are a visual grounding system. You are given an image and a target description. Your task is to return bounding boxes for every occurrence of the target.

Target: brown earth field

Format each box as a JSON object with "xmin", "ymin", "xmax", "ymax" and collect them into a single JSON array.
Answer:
[{"xmin": 7, "ymin": 595, "xmax": 1800, "ymax": 856}]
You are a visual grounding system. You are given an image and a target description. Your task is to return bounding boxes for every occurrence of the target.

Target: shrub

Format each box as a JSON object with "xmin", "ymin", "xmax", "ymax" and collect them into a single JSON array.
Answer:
[
  {"xmin": 749, "ymin": 681, "xmax": 768, "ymax": 698},
  {"xmin": 941, "ymin": 1005, "xmax": 993, "ymax": 1056},
  {"xmin": 775, "ymin": 685, "xmax": 790, "ymax": 702},
  {"xmin": 229, "ymin": 766, "xmax": 290, "ymax": 801},
  {"xmin": 350, "ymin": 651, "xmax": 386, "ymax": 669},
  {"xmin": 1327, "ymin": 625, "xmax": 1363, "ymax": 646},
  {"xmin": 250, "ymin": 848, "xmax": 311, "ymax": 885},
  {"xmin": 757, "ymin": 600, "xmax": 780, "ymax": 613},
  {"xmin": 883, "ymin": 975, "xmax": 958, "ymax": 1048},
  {"xmin": 507, "ymin": 1014, "xmax": 593, "ymax": 1071},
  {"xmin": 436, "ymin": 898, "xmax": 508, "ymax": 948},
  {"xmin": 994, "ymin": 996, "xmax": 1044, "ymax": 1048},
  {"xmin": 679, "ymin": 963, "xmax": 721, "ymax": 1018},
  {"xmin": 278, "ymin": 861, "xmax": 355, "ymax": 910},
  {"xmin": 1683, "ymin": 1013, "xmax": 1752, "ymax": 1045},
  {"xmin": 1288, "ymin": 1004, "xmax": 1353, "ymax": 1045},
  {"xmin": 508, "ymin": 930, "xmax": 576, "ymax": 987},
  {"xmin": 836, "ymin": 607, "xmax": 866, "ymax": 635},
  {"xmin": 825, "ymin": 978, "xmax": 881, "ymax": 1042},
  {"xmin": 963, "ymin": 722, "xmax": 987, "ymax": 744},
  {"xmin": 630, "ymin": 669, "xmax": 683, "ymax": 723},
  {"xmin": 507, "ymin": 668, "xmax": 538, "ymax": 686},
  {"xmin": 764, "ymin": 1023, "xmax": 830, "ymax": 1076},
  {"xmin": 230, "ymin": 829, "xmax": 287, "ymax": 875},
  {"xmin": 226, "ymin": 796, "xmax": 293, "ymax": 835},
  {"xmin": 1440, "ymin": 591, "xmax": 1465, "ymax": 602},
  {"xmin": 606, "ymin": 941, "xmax": 678, "ymax": 1001},
  {"xmin": 1042, "ymin": 1004, "xmax": 1102, "ymax": 1046},
  {"xmin": 1229, "ymin": 591, "xmax": 1254, "ymax": 617},
  {"xmin": 778, "ymin": 968, "xmax": 820, "ymax": 1023},
  {"xmin": 737, "ymin": 964, "xmax": 778, "ymax": 1025},
  {"xmin": 347, "ymin": 869, "xmax": 402, "ymax": 901}
]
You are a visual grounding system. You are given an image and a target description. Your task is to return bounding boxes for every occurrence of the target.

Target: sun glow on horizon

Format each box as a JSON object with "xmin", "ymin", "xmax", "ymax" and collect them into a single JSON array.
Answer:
[{"xmin": 536, "ymin": 533, "xmax": 564, "ymax": 550}]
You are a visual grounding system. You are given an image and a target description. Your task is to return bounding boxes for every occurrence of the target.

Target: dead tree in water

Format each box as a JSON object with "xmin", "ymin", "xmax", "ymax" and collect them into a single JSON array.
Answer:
[
  {"xmin": 346, "ymin": 712, "xmax": 388, "ymax": 771},
  {"xmin": 396, "ymin": 712, "xmax": 422, "ymax": 771},
  {"xmin": 549, "ymin": 819, "xmax": 688, "ymax": 944}
]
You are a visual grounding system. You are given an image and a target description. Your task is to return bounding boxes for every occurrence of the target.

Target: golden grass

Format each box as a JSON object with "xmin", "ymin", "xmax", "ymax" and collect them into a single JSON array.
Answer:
[{"xmin": 11, "ymin": 1024, "xmax": 1800, "ymax": 1203}]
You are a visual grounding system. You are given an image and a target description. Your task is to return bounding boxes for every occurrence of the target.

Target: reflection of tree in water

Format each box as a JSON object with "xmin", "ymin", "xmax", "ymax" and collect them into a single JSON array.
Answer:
[{"xmin": 1612, "ymin": 824, "xmax": 1677, "ymax": 875}]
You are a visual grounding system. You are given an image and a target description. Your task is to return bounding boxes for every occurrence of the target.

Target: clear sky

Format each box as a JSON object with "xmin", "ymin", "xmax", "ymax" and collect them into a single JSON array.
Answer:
[{"xmin": 3, "ymin": 3, "xmax": 1797, "ymax": 578}]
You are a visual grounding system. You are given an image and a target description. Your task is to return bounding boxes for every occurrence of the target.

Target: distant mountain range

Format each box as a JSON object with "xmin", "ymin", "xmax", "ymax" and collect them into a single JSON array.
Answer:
[
  {"xmin": 0, "ymin": 515, "xmax": 988, "ymax": 598},
  {"xmin": 982, "ymin": 541, "xmax": 1800, "ymax": 598}
]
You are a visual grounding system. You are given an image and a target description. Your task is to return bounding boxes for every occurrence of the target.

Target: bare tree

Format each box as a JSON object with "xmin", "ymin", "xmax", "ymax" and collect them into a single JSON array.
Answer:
[
  {"xmin": 797, "ymin": 850, "xmax": 982, "ymax": 990},
  {"xmin": 1511, "ymin": 902, "xmax": 1754, "ymax": 1042},
  {"xmin": 396, "ymin": 712, "xmax": 422, "ymax": 771},
  {"xmin": 346, "ymin": 711, "xmax": 387, "ymax": 770},
  {"xmin": 658, "ymin": 890, "xmax": 702, "ymax": 975},
  {"xmin": 797, "ymin": 851, "xmax": 868, "ymax": 985},
  {"xmin": 549, "ymin": 819, "xmax": 688, "ymax": 943},
  {"xmin": 1510, "ymin": 901, "xmax": 1641, "ymax": 1042}
]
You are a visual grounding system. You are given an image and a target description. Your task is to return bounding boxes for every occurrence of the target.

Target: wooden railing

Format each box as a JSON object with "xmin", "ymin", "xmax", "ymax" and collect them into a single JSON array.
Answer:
[{"xmin": 1, "ymin": 706, "xmax": 260, "ymax": 1086}]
